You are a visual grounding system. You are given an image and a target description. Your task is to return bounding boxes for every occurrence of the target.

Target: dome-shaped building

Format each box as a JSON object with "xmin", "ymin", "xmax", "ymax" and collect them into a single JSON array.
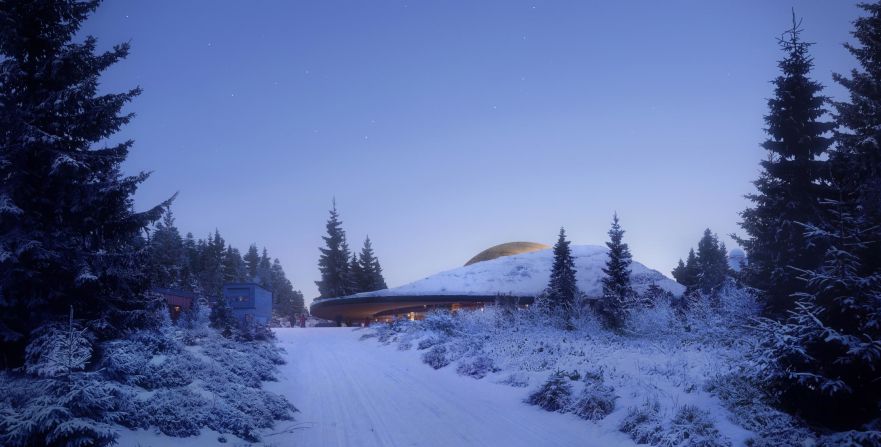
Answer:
[{"xmin": 310, "ymin": 242, "xmax": 684, "ymax": 325}]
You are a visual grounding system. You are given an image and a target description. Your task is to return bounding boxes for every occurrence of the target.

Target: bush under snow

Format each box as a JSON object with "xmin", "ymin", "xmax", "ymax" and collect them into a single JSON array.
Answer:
[
  {"xmin": 525, "ymin": 371, "xmax": 572, "ymax": 412},
  {"xmin": 0, "ymin": 312, "xmax": 296, "ymax": 446}
]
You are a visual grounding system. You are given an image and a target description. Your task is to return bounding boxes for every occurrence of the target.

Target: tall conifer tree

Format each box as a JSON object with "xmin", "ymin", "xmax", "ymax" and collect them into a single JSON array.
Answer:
[
  {"xmin": 833, "ymin": 1, "xmax": 881, "ymax": 274},
  {"xmin": 316, "ymin": 200, "xmax": 352, "ymax": 298},
  {"xmin": 696, "ymin": 229, "xmax": 730, "ymax": 294},
  {"xmin": 0, "ymin": 0, "xmax": 170, "ymax": 362},
  {"xmin": 545, "ymin": 227, "xmax": 578, "ymax": 313},
  {"xmin": 755, "ymin": 3, "xmax": 881, "ymax": 430},
  {"xmin": 356, "ymin": 236, "xmax": 387, "ymax": 292},
  {"xmin": 736, "ymin": 15, "xmax": 834, "ymax": 316},
  {"xmin": 598, "ymin": 214, "xmax": 634, "ymax": 330},
  {"xmin": 243, "ymin": 244, "xmax": 260, "ymax": 281}
]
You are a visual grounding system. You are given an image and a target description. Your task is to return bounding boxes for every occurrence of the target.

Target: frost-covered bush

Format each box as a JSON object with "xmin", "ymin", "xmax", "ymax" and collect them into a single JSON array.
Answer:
[
  {"xmin": 422, "ymin": 310, "xmax": 460, "ymax": 336},
  {"xmin": 422, "ymin": 345, "xmax": 450, "ymax": 369},
  {"xmin": 24, "ymin": 321, "xmax": 93, "ymax": 378},
  {"xmin": 374, "ymin": 319, "xmax": 414, "ymax": 343},
  {"xmin": 661, "ymin": 405, "xmax": 731, "ymax": 447},
  {"xmin": 100, "ymin": 338, "xmax": 151, "ymax": 384},
  {"xmin": 139, "ymin": 388, "xmax": 209, "ymax": 437},
  {"xmin": 627, "ymin": 299, "xmax": 682, "ymax": 337},
  {"xmin": 456, "ymin": 356, "xmax": 498, "ymax": 379},
  {"xmin": 525, "ymin": 371, "xmax": 572, "ymax": 412},
  {"xmin": 619, "ymin": 399, "xmax": 664, "ymax": 445},
  {"xmin": 140, "ymin": 351, "xmax": 201, "ymax": 389},
  {"xmin": 417, "ymin": 336, "xmax": 445, "ymax": 350},
  {"xmin": 0, "ymin": 373, "xmax": 135, "ymax": 447},
  {"xmin": 705, "ymin": 374, "xmax": 812, "ymax": 447},
  {"xmin": 499, "ymin": 372, "xmax": 530, "ymax": 388},
  {"xmin": 568, "ymin": 375, "xmax": 615, "ymax": 420}
]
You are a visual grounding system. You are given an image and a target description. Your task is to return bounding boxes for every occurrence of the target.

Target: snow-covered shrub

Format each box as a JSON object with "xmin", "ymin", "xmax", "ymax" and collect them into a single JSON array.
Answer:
[
  {"xmin": 619, "ymin": 399, "xmax": 664, "ymax": 445},
  {"xmin": 628, "ymin": 298, "xmax": 682, "ymax": 337},
  {"xmin": 817, "ymin": 430, "xmax": 881, "ymax": 447},
  {"xmin": 138, "ymin": 388, "xmax": 209, "ymax": 437},
  {"xmin": 0, "ymin": 373, "xmax": 135, "ymax": 447},
  {"xmin": 705, "ymin": 374, "xmax": 812, "ymax": 447},
  {"xmin": 499, "ymin": 372, "xmax": 530, "ymax": 388},
  {"xmin": 422, "ymin": 345, "xmax": 450, "ymax": 369},
  {"xmin": 661, "ymin": 405, "xmax": 731, "ymax": 447},
  {"xmin": 422, "ymin": 310, "xmax": 460, "ymax": 336},
  {"xmin": 140, "ymin": 351, "xmax": 201, "ymax": 389},
  {"xmin": 417, "ymin": 336, "xmax": 446, "ymax": 350},
  {"xmin": 100, "ymin": 338, "xmax": 150, "ymax": 384},
  {"xmin": 525, "ymin": 371, "xmax": 573, "ymax": 412},
  {"xmin": 375, "ymin": 320, "xmax": 414, "ymax": 344},
  {"xmin": 456, "ymin": 356, "xmax": 498, "ymax": 379},
  {"xmin": 568, "ymin": 375, "xmax": 616, "ymax": 420},
  {"xmin": 203, "ymin": 384, "xmax": 296, "ymax": 441},
  {"xmin": 24, "ymin": 321, "xmax": 93, "ymax": 378}
]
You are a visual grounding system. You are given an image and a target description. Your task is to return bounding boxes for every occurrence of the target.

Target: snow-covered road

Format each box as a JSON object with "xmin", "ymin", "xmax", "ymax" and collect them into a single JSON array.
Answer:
[{"xmin": 265, "ymin": 327, "xmax": 633, "ymax": 447}]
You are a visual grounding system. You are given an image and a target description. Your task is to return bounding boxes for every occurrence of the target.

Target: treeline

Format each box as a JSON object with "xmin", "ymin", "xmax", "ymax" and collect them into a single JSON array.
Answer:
[
  {"xmin": 147, "ymin": 211, "xmax": 306, "ymax": 323},
  {"xmin": 315, "ymin": 201, "xmax": 388, "ymax": 299}
]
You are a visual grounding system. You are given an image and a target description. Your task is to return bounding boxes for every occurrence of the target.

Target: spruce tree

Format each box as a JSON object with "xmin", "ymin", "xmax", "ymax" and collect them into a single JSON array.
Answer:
[
  {"xmin": 756, "ymin": 196, "xmax": 881, "ymax": 429},
  {"xmin": 148, "ymin": 210, "xmax": 186, "ymax": 288},
  {"xmin": 222, "ymin": 246, "xmax": 246, "ymax": 284},
  {"xmin": 316, "ymin": 200, "xmax": 352, "ymax": 298},
  {"xmin": 243, "ymin": 244, "xmax": 260, "ymax": 280},
  {"xmin": 257, "ymin": 247, "xmax": 272, "ymax": 288},
  {"xmin": 0, "ymin": 0, "xmax": 170, "ymax": 363},
  {"xmin": 270, "ymin": 258, "xmax": 305, "ymax": 323},
  {"xmin": 545, "ymin": 227, "xmax": 578, "ymax": 313},
  {"xmin": 356, "ymin": 236, "xmax": 388, "ymax": 292},
  {"xmin": 695, "ymin": 229, "xmax": 730, "ymax": 294},
  {"xmin": 598, "ymin": 214, "xmax": 634, "ymax": 330},
  {"xmin": 671, "ymin": 248, "xmax": 699, "ymax": 294},
  {"xmin": 199, "ymin": 230, "xmax": 226, "ymax": 296},
  {"xmin": 755, "ymin": 2, "xmax": 881, "ymax": 429},
  {"xmin": 349, "ymin": 253, "xmax": 364, "ymax": 293},
  {"xmin": 832, "ymin": 1, "xmax": 881, "ymax": 275},
  {"xmin": 735, "ymin": 15, "xmax": 834, "ymax": 316}
]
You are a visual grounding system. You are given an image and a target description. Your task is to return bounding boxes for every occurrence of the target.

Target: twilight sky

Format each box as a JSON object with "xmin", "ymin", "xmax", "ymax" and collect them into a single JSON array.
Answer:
[{"xmin": 82, "ymin": 1, "xmax": 861, "ymax": 305}]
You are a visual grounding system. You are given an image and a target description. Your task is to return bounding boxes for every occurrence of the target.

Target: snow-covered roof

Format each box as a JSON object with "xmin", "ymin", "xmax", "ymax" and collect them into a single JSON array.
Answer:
[{"xmin": 349, "ymin": 245, "xmax": 684, "ymax": 299}]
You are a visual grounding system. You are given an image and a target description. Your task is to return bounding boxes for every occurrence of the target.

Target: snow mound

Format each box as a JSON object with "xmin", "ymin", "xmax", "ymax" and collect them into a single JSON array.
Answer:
[{"xmin": 355, "ymin": 245, "xmax": 684, "ymax": 298}]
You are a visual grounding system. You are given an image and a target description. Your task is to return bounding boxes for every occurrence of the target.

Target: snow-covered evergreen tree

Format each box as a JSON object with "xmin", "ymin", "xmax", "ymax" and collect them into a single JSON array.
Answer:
[
  {"xmin": 270, "ymin": 258, "xmax": 305, "ymax": 322},
  {"xmin": 243, "ymin": 244, "xmax": 261, "ymax": 280},
  {"xmin": 545, "ymin": 227, "xmax": 578, "ymax": 314},
  {"xmin": 257, "ymin": 247, "xmax": 272, "ymax": 288},
  {"xmin": 0, "ymin": 0, "xmax": 170, "ymax": 364},
  {"xmin": 754, "ymin": 196, "xmax": 881, "ymax": 429},
  {"xmin": 598, "ymin": 214, "xmax": 634, "ymax": 330},
  {"xmin": 355, "ymin": 236, "xmax": 387, "ymax": 292},
  {"xmin": 832, "ymin": 1, "xmax": 881, "ymax": 276},
  {"xmin": 696, "ymin": 229, "xmax": 730, "ymax": 295},
  {"xmin": 736, "ymin": 15, "xmax": 834, "ymax": 317},
  {"xmin": 147, "ymin": 210, "xmax": 187, "ymax": 288},
  {"xmin": 24, "ymin": 307, "xmax": 92, "ymax": 380},
  {"xmin": 315, "ymin": 200, "xmax": 353, "ymax": 298},
  {"xmin": 222, "ymin": 245, "xmax": 247, "ymax": 284},
  {"xmin": 671, "ymin": 248, "xmax": 699, "ymax": 294}
]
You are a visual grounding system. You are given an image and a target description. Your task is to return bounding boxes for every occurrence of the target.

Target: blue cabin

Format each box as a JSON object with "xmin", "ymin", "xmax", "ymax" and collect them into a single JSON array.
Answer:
[{"xmin": 223, "ymin": 283, "xmax": 273, "ymax": 326}]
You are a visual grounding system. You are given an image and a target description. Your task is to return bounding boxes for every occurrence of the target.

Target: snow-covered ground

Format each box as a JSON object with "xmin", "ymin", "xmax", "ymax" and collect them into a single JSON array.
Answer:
[
  {"xmin": 349, "ymin": 245, "xmax": 684, "ymax": 299},
  {"xmin": 264, "ymin": 327, "xmax": 638, "ymax": 447}
]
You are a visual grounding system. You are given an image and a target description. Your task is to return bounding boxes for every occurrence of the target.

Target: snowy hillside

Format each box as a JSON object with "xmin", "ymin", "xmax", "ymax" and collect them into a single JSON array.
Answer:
[{"xmin": 353, "ymin": 245, "xmax": 684, "ymax": 299}]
